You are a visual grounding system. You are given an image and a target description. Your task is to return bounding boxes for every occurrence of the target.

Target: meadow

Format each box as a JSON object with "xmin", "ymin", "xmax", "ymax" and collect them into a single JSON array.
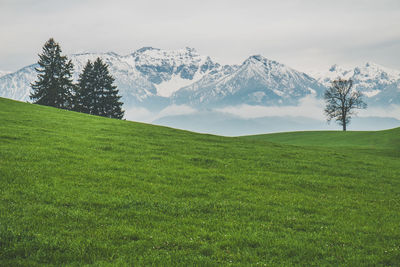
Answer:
[{"xmin": 0, "ymin": 97, "xmax": 399, "ymax": 266}]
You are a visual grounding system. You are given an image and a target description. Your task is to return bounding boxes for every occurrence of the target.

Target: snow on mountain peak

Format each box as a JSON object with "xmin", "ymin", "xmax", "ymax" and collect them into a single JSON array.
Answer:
[
  {"xmin": 2, "ymin": 47, "xmax": 399, "ymax": 111},
  {"xmin": 128, "ymin": 47, "xmax": 220, "ymax": 97},
  {"xmin": 171, "ymin": 54, "xmax": 325, "ymax": 107},
  {"xmin": 134, "ymin": 46, "xmax": 159, "ymax": 53},
  {"xmin": 0, "ymin": 70, "xmax": 11, "ymax": 78},
  {"xmin": 241, "ymin": 55, "xmax": 308, "ymax": 85},
  {"xmin": 244, "ymin": 55, "xmax": 281, "ymax": 67},
  {"xmin": 245, "ymin": 55, "xmax": 264, "ymax": 63},
  {"xmin": 316, "ymin": 62, "xmax": 400, "ymax": 82},
  {"xmin": 131, "ymin": 46, "xmax": 200, "ymax": 62},
  {"xmin": 316, "ymin": 62, "xmax": 400, "ymax": 84},
  {"xmin": 310, "ymin": 62, "xmax": 400, "ymax": 105},
  {"xmin": 329, "ymin": 64, "xmax": 337, "ymax": 72}
]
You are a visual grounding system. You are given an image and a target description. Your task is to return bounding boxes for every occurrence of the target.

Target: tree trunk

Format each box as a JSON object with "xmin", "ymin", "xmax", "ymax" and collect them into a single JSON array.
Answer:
[{"xmin": 342, "ymin": 109, "xmax": 347, "ymax": 131}]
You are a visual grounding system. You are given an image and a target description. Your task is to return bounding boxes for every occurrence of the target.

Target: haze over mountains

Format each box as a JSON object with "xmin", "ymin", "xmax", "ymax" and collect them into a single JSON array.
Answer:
[{"xmin": 1, "ymin": 47, "xmax": 399, "ymax": 135}]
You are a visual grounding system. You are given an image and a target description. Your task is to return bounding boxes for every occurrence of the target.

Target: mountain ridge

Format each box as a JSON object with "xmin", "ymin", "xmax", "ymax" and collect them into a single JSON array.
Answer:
[
  {"xmin": 312, "ymin": 62, "xmax": 400, "ymax": 106},
  {"xmin": 171, "ymin": 54, "xmax": 325, "ymax": 107},
  {"xmin": 0, "ymin": 47, "xmax": 399, "ymax": 112}
]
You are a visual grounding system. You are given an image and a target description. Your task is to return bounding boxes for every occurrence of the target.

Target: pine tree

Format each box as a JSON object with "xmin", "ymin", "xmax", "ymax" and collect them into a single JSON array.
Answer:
[
  {"xmin": 91, "ymin": 58, "xmax": 124, "ymax": 119},
  {"xmin": 30, "ymin": 38, "xmax": 74, "ymax": 109},
  {"xmin": 74, "ymin": 60, "xmax": 94, "ymax": 114},
  {"xmin": 75, "ymin": 58, "xmax": 124, "ymax": 119}
]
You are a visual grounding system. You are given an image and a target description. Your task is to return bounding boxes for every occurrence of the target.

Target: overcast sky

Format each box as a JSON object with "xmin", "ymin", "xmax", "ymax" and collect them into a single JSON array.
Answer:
[{"xmin": 1, "ymin": 0, "xmax": 400, "ymax": 72}]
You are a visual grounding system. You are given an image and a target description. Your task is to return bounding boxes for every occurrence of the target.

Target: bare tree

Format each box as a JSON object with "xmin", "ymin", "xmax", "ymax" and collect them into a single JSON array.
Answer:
[{"xmin": 324, "ymin": 78, "xmax": 367, "ymax": 131}]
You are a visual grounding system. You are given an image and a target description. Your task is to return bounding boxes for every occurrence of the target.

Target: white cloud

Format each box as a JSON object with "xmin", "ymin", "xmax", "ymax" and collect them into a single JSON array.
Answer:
[
  {"xmin": 358, "ymin": 104, "xmax": 400, "ymax": 120},
  {"xmin": 125, "ymin": 97, "xmax": 400, "ymax": 124},
  {"xmin": 124, "ymin": 106, "xmax": 155, "ymax": 123},
  {"xmin": 156, "ymin": 105, "xmax": 197, "ymax": 120},
  {"xmin": 215, "ymin": 95, "xmax": 326, "ymax": 120},
  {"xmin": 124, "ymin": 104, "xmax": 197, "ymax": 123},
  {"xmin": 215, "ymin": 96, "xmax": 400, "ymax": 123}
]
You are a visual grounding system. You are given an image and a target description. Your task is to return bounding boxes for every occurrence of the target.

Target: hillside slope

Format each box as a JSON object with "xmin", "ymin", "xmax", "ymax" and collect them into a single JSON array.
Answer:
[
  {"xmin": 0, "ymin": 97, "xmax": 399, "ymax": 266},
  {"xmin": 243, "ymin": 128, "xmax": 400, "ymax": 150}
]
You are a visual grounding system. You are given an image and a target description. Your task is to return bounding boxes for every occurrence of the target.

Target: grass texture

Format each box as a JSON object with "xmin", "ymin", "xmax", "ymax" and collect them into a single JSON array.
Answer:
[{"xmin": 0, "ymin": 97, "xmax": 399, "ymax": 266}]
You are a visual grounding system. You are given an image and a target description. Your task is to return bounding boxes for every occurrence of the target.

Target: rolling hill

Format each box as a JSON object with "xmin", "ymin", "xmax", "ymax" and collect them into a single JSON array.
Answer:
[
  {"xmin": 0, "ymin": 97, "xmax": 399, "ymax": 265},
  {"xmin": 243, "ymin": 128, "xmax": 400, "ymax": 150}
]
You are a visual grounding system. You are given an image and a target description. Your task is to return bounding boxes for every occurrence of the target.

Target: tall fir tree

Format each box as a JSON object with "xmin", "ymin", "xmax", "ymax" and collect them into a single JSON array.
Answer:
[
  {"xmin": 74, "ymin": 60, "xmax": 94, "ymax": 114},
  {"xmin": 75, "ymin": 58, "xmax": 124, "ymax": 119},
  {"xmin": 30, "ymin": 38, "xmax": 74, "ymax": 109},
  {"xmin": 92, "ymin": 58, "xmax": 124, "ymax": 119}
]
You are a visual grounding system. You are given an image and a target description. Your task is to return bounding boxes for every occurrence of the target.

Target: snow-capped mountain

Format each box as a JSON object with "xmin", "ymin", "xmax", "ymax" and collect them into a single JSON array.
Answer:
[
  {"xmin": 1, "ymin": 47, "xmax": 399, "ymax": 113},
  {"xmin": 0, "ymin": 52, "xmax": 157, "ymax": 107},
  {"xmin": 0, "ymin": 65, "xmax": 38, "ymax": 101},
  {"xmin": 129, "ymin": 47, "xmax": 220, "ymax": 97},
  {"xmin": 311, "ymin": 63, "xmax": 400, "ymax": 106},
  {"xmin": 72, "ymin": 52, "xmax": 160, "ymax": 108},
  {"xmin": 0, "ymin": 47, "xmax": 222, "ymax": 110},
  {"xmin": 0, "ymin": 71, "xmax": 10, "ymax": 78},
  {"xmin": 172, "ymin": 55, "xmax": 325, "ymax": 107}
]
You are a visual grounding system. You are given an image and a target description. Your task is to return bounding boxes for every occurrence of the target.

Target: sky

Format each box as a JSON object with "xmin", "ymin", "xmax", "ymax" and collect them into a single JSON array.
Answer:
[{"xmin": 1, "ymin": 0, "xmax": 400, "ymax": 72}]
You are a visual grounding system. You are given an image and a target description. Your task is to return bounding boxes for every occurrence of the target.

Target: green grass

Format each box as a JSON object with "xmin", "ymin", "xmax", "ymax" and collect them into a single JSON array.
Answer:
[
  {"xmin": 242, "ymin": 128, "xmax": 400, "ymax": 150},
  {"xmin": 0, "ymin": 97, "xmax": 399, "ymax": 266}
]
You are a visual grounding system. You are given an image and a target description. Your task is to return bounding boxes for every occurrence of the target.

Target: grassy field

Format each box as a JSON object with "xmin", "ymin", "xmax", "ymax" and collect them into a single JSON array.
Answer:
[
  {"xmin": 243, "ymin": 129, "xmax": 400, "ymax": 150},
  {"xmin": 0, "ymin": 97, "xmax": 399, "ymax": 266}
]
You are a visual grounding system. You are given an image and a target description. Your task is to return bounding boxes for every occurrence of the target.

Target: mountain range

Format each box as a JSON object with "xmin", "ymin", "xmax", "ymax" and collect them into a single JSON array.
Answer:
[
  {"xmin": 311, "ymin": 62, "xmax": 400, "ymax": 106},
  {"xmin": 0, "ymin": 71, "xmax": 10, "ymax": 78},
  {"xmin": 1, "ymin": 47, "xmax": 399, "ymax": 110},
  {"xmin": 0, "ymin": 47, "xmax": 399, "ymax": 134}
]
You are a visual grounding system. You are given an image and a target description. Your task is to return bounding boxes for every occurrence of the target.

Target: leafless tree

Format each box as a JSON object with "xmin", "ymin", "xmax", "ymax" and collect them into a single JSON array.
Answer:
[{"xmin": 324, "ymin": 78, "xmax": 367, "ymax": 131}]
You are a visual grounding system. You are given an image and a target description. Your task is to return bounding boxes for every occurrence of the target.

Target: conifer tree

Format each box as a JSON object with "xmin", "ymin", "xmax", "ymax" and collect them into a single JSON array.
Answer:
[
  {"xmin": 91, "ymin": 58, "xmax": 124, "ymax": 119},
  {"xmin": 74, "ymin": 60, "xmax": 94, "ymax": 114},
  {"xmin": 75, "ymin": 58, "xmax": 124, "ymax": 119},
  {"xmin": 30, "ymin": 38, "xmax": 74, "ymax": 109}
]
